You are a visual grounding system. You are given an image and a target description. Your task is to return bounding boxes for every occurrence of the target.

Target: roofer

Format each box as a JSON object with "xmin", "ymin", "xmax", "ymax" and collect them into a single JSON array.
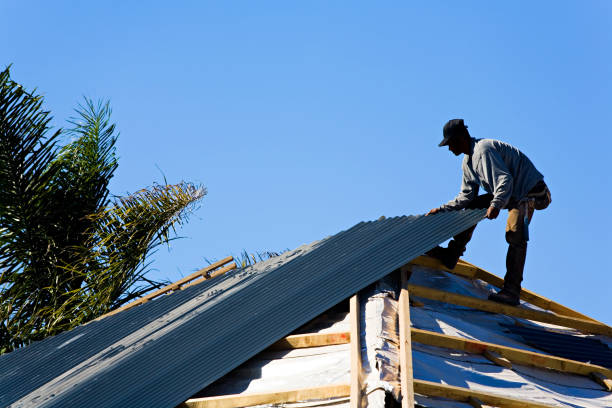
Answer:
[{"xmin": 426, "ymin": 119, "xmax": 551, "ymax": 306}]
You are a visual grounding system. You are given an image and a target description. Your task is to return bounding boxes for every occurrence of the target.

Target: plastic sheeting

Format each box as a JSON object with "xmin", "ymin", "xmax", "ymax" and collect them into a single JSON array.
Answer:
[
  {"xmin": 360, "ymin": 276, "xmax": 401, "ymax": 407},
  {"xmin": 409, "ymin": 265, "xmax": 612, "ymax": 408}
]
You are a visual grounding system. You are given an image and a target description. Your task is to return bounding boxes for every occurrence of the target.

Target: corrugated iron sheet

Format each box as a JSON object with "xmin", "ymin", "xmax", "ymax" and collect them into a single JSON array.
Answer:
[
  {"xmin": 0, "ymin": 210, "xmax": 485, "ymax": 408},
  {"xmin": 501, "ymin": 324, "xmax": 612, "ymax": 369}
]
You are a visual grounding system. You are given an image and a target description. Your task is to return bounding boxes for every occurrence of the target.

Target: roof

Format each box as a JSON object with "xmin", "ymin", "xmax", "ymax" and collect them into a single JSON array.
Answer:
[
  {"xmin": 0, "ymin": 210, "xmax": 486, "ymax": 408},
  {"xmin": 187, "ymin": 259, "xmax": 612, "ymax": 408}
]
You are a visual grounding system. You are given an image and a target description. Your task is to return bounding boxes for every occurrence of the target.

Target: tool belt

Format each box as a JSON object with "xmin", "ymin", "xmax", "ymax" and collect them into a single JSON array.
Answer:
[{"xmin": 525, "ymin": 180, "xmax": 551, "ymax": 210}]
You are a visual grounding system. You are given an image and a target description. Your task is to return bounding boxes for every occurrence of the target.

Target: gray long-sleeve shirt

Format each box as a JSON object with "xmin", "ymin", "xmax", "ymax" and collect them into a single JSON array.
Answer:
[{"xmin": 440, "ymin": 138, "xmax": 544, "ymax": 210}]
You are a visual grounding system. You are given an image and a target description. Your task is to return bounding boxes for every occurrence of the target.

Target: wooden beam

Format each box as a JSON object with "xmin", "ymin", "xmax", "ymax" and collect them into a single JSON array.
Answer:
[
  {"xmin": 590, "ymin": 372, "xmax": 612, "ymax": 392},
  {"xmin": 467, "ymin": 396, "xmax": 487, "ymax": 408},
  {"xmin": 183, "ymin": 263, "xmax": 237, "ymax": 288},
  {"xmin": 399, "ymin": 269, "xmax": 415, "ymax": 408},
  {"xmin": 180, "ymin": 384, "xmax": 350, "ymax": 408},
  {"xmin": 483, "ymin": 350, "xmax": 512, "ymax": 369},
  {"xmin": 413, "ymin": 379, "xmax": 558, "ymax": 408},
  {"xmin": 407, "ymin": 284, "xmax": 612, "ymax": 337},
  {"xmin": 410, "ymin": 328, "xmax": 612, "ymax": 380},
  {"xmin": 350, "ymin": 294, "xmax": 362, "ymax": 408},
  {"xmin": 99, "ymin": 256, "xmax": 234, "ymax": 319},
  {"xmin": 267, "ymin": 327, "xmax": 612, "ymax": 382},
  {"xmin": 267, "ymin": 332, "xmax": 350, "ymax": 350},
  {"xmin": 410, "ymin": 255, "xmax": 601, "ymax": 324}
]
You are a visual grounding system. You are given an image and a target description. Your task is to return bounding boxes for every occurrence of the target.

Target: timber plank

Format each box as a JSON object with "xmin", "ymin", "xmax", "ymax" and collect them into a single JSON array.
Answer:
[
  {"xmin": 410, "ymin": 256, "xmax": 601, "ymax": 324},
  {"xmin": 590, "ymin": 372, "xmax": 612, "ymax": 392},
  {"xmin": 483, "ymin": 350, "xmax": 512, "ymax": 369},
  {"xmin": 99, "ymin": 256, "xmax": 234, "ymax": 319},
  {"xmin": 413, "ymin": 379, "xmax": 558, "ymax": 408},
  {"xmin": 411, "ymin": 328, "xmax": 612, "ymax": 379},
  {"xmin": 399, "ymin": 269, "xmax": 415, "ymax": 408},
  {"xmin": 350, "ymin": 294, "xmax": 362, "ymax": 408},
  {"xmin": 180, "ymin": 384, "xmax": 350, "ymax": 408},
  {"xmin": 407, "ymin": 284, "xmax": 612, "ymax": 337},
  {"xmin": 267, "ymin": 332, "xmax": 350, "ymax": 350}
]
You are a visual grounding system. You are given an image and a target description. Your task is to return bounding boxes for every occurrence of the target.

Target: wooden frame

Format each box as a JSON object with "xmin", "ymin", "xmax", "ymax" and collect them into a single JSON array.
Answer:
[
  {"xmin": 410, "ymin": 255, "xmax": 601, "ymax": 323},
  {"xmin": 399, "ymin": 268, "xmax": 415, "ymax": 407},
  {"xmin": 99, "ymin": 256, "xmax": 235, "ymax": 319},
  {"xmin": 267, "ymin": 332, "xmax": 350, "ymax": 350},
  {"xmin": 411, "ymin": 328, "xmax": 612, "ymax": 380},
  {"xmin": 413, "ymin": 379, "xmax": 558, "ymax": 408},
  {"xmin": 407, "ymin": 284, "xmax": 612, "ymax": 337},
  {"xmin": 350, "ymin": 294, "xmax": 362, "ymax": 408},
  {"xmin": 180, "ymin": 384, "xmax": 350, "ymax": 408}
]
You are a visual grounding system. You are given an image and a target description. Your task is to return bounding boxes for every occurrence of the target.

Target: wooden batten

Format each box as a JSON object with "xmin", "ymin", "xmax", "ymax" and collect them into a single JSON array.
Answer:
[
  {"xmin": 267, "ymin": 332, "xmax": 350, "ymax": 350},
  {"xmin": 180, "ymin": 384, "xmax": 350, "ymax": 408},
  {"xmin": 98, "ymin": 256, "xmax": 234, "ymax": 320},
  {"xmin": 399, "ymin": 268, "xmax": 415, "ymax": 408},
  {"xmin": 483, "ymin": 350, "xmax": 512, "ymax": 369},
  {"xmin": 410, "ymin": 328, "xmax": 612, "ymax": 380},
  {"xmin": 413, "ymin": 379, "xmax": 558, "ymax": 408},
  {"xmin": 467, "ymin": 396, "xmax": 486, "ymax": 408},
  {"xmin": 590, "ymin": 372, "xmax": 612, "ymax": 392},
  {"xmin": 182, "ymin": 263, "xmax": 237, "ymax": 289},
  {"xmin": 407, "ymin": 284, "xmax": 612, "ymax": 337},
  {"xmin": 350, "ymin": 294, "xmax": 362, "ymax": 408},
  {"xmin": 410, "ymin": 256, "xmax": 601, "ymax": 324}
]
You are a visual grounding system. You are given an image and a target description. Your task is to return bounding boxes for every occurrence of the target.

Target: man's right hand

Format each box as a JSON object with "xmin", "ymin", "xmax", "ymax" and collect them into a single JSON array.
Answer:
[{"xmin": 426, "ymin": 207, "xmax": 441, "ymax": 216}]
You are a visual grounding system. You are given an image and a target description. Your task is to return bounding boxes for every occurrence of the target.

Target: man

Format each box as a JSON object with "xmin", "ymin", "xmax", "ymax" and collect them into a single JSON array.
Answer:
[{"xmin": 426, "ymin": 119, "xmax": 551, "ymax": 306}]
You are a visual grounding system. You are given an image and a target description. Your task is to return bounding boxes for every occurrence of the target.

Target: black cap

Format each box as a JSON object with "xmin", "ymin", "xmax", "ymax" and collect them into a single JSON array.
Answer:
[{"xmin": 439, "ymin": 119, "xmax": 467, "ymax": 147}]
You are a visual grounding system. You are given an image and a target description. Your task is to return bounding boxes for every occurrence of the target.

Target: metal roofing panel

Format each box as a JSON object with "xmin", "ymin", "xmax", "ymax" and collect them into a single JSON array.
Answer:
[
  {"xmin": 0, "ymin": 210, "xmax": 485, "ymax": 408},
  {"xmin": 501, "ymin": 324, "xmax": 612, "ymax": 368}
]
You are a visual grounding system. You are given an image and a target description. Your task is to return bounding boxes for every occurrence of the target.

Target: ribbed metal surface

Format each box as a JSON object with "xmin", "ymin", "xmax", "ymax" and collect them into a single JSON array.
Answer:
[
  {"xmin": 0, "ymin": 210, "xmax": 485, "ymax": 408},
  {"xmin": 502, "ymin": 324, "xmax": 612, "ymax": 368}
]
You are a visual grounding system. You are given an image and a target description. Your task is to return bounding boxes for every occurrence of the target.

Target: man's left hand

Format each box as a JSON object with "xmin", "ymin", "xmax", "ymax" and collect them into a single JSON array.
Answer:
[{"xmin": 486, "ymin": 206, "xmax": 500, "ymax": 220}]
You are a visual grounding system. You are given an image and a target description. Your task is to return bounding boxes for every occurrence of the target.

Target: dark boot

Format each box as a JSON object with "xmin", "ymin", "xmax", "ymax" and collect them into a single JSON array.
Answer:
[
  {"xmin": 488, "ymin": 289, "xmax": 520, "ymax": 306},
  {"xmin": 426, "ymin": 240, "xmax": 464, "ymax": 270},
  {"xmin": 488, "ymin": 239, "xmax": 526, "ymax": 307}
]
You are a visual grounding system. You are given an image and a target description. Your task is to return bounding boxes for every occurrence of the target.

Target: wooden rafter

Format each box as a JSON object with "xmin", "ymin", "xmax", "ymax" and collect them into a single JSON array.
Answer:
[
  {"xmin": 99, "ymin": 256, "xmax": 235, "ymax": 319},
  {"xmin": 410, "ymin": 255, "xmax": 601, "ymax": 323},
  {"xmin": 267, "ymin": 332, "xmax": 350, "ymax": 350},
  {"xmin": 399, "ymin": 268, "xmax": 415, "ymax": 407},
  {"xmin": 350, "ymin": 294, "xmax": 363, "ymax": 408},
  {"xmin": 180, "ymin": 384, "xmax": 350, "ymax": 408},
  {"xmin": 407, "ymin": 284, "xmax": 612, "ymax": 337},
  {"xmin": 411, "ymin": 328, "xmax": 612, "ymax": 381},
  {"xmin": 413, "ymin": 379, "xmax": 558, "ymax": 408}
]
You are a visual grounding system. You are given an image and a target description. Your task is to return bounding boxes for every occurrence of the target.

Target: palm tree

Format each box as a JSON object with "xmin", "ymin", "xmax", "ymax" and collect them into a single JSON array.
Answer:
[{"xmin": 0, "ymin": 67, "xmax": 205, "ymax": 353}]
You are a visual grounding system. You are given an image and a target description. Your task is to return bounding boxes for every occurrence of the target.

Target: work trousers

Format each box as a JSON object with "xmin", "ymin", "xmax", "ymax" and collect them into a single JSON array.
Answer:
[{"xmin": 450, "ymin": 181, "xmax": 551, "ymax": 296}]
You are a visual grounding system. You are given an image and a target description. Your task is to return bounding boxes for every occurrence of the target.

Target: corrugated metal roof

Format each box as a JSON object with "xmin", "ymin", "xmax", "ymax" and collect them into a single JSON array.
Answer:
[
  {"xmin": 501, "ymin": 324, "xmax": 612, "ymax": 369},
  {"xmin": 0, "ymin": 210, "xmax": 485, "ymax": 408}
]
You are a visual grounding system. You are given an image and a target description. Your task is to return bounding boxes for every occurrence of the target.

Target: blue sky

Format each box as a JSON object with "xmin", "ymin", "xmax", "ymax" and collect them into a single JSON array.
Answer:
[{"xmin": 3, "ymin": 1, "xmax": 611, "ymax": 324}]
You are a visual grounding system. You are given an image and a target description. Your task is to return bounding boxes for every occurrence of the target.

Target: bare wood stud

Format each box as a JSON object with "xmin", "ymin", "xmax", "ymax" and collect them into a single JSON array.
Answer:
[
  {"xmin": 267, "ymin": 332, "xmax": 350, "ymax": 350},
  {"xmin": 399, "ymin": 268, "xmax": 415, "ymax": 408},
  {"xmin": 350, "ymin": 294, "xmax": 362, "ymax": 408},
  {"xmin": 590, "ymin": 371, "xmax": 612, "ymax": 392},
  {"xmin": 483, "ymin": 350, "xmax": 512, "ymax": 369},
  {"xmin": 407, "ymin": 284, "xmax": 612, "ymax": 337},
  {"xmin": 413, "ymin": 379, "xmax": 558, "ymax": 408},
  {"xmin": 410, "ymin": 328, "xmax": 612, "ymax": 380},
  {"xmin": 467, "ymin": 396, "xmax": 486, "ymax": 408},
  {"xmin": 180, "ymin": 384, "xmax": 350, "ymax": 408},
  {"xmin": 410, "ymin": 255, "xmax": 602, "ymax": 324}
]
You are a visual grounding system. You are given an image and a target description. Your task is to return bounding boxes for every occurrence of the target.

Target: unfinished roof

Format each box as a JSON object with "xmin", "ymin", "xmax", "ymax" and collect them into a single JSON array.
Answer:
[
  {"xmin": 0, "ymin": 210, "xmax": 486, "ymax": 408},
  {"xmin": 186, "ymin": 258, "xmax": 612, "ymax": 408}
]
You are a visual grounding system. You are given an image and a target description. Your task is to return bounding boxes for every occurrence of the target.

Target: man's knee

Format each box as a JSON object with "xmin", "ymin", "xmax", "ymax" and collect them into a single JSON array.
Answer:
[{"xmin": 505, "ymin": 230, "xmax": 526, "ymax": 248}]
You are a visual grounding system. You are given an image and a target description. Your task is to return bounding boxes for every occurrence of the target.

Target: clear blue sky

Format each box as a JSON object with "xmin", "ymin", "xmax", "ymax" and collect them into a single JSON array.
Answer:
[{"xmin": 3, "ymin": 2, "xmax": 611, "ymax": 324}]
